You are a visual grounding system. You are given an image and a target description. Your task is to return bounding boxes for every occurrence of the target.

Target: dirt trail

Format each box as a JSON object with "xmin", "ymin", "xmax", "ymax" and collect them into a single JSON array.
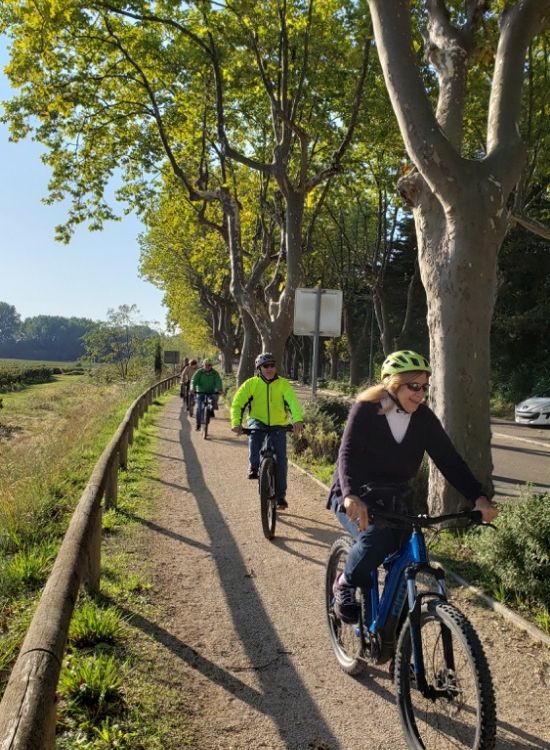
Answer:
[{"xmin": 135, "ymin": 395, "xmax": 550, "ymax": 750}]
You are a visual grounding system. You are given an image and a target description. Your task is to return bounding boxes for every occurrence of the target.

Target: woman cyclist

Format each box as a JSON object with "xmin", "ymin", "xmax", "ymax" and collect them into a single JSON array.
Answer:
[{"xmin": 328, "ymin": 349, "xmax": 498, "ymax": 623}]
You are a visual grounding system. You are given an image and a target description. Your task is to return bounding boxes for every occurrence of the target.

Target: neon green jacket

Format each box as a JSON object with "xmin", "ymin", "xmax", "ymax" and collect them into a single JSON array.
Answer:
[{"xmin": 231, "ymin": 375, "xmax": 303, "ymax": 427}]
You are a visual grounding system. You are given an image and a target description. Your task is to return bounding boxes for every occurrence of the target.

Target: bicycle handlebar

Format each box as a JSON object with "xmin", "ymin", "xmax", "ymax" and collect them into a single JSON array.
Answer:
[
  {"xmin": 365, "ymin": 506, "xmax": 485, "ymax": 528},
  {"xmin": 240, "ymin": 425, "xmax": 294, "ymax": 435}
]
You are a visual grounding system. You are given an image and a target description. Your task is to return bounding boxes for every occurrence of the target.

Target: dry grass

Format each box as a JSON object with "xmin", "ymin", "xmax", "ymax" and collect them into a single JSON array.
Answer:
[{"xmin": 0, "ymin": 375, "xmax": 144, "ymax": 552}]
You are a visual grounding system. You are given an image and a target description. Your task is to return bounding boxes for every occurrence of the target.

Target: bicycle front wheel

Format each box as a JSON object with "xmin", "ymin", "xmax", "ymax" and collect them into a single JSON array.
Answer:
[
  {"xmin": 203, "ymin": 407, "xmax": 210, "ymax": 439},
  {"xmin": 259, "ymin": 457, "xmax": 276, "ymax": 540},
  {"xmin": 395, "ymin": 601, "xmax": 496, "ymax": 750},
  {"xmin": 325, "ymin": 536, "xmax": 366, "ymax": 676}
]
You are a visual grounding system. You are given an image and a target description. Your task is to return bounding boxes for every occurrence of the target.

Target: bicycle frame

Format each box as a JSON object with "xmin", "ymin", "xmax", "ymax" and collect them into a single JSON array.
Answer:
[
  {"xmin": 334, "ymin": 505, "xmax": 451, "ymax": 697},
  {"xmin": 242, "ymin": 425, "xmax": 293, "ymax": 470}
]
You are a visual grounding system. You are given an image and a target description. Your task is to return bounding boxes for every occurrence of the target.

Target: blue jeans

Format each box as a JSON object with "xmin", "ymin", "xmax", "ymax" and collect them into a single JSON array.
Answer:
[
  {"xmin": 248, "ymin": 420, "xmax": 288, "ymax": 498},
  {"xmin": 329, "ymin": 492, "xmax": 409, "ymax": 589},
  {"xmin": 195, "ymin": 393, "xmax": 219, "ymax": 427}
]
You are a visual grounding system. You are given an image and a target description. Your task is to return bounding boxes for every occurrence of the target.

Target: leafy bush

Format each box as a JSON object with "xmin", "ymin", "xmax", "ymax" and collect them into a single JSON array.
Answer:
[
  {"xmin": 468, "ymin": 490, "xmax": 550, "ymax": 608},
  {"xmin": 307, "ymin": 396, "xmax": 350, "ymax": 430},
  {"xmin": 0, "ymin": 364, "xmax": 54, "ymax": 392},
  {"xmin": 322, "ymin": 379, "xmax": 361, "ymax": 397},
  {"xmin": 292, "ymin": 397, "xmax": 350, "ymax": 464}
]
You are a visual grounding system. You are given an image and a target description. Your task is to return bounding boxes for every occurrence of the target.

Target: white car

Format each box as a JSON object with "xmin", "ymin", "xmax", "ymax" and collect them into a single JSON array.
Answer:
[{"xmin": 515, "ymin": 391, "xmax": 550, "ymax": 426}]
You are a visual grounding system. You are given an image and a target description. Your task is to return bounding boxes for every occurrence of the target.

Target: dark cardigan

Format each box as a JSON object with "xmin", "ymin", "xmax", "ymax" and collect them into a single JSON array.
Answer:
[{"xmin": 328, "ymin": 401, "xmax": 483, "ymax": 507}]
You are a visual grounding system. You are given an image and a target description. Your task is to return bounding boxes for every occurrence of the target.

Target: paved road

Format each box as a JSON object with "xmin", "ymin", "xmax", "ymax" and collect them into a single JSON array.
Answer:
[
  {"xmin": 294, "ymin": 384, "xmax": 550, "ymax": 499},
  {"xmin": 491, "ymin": 418, "xmax": 550, "ymax": 497}
]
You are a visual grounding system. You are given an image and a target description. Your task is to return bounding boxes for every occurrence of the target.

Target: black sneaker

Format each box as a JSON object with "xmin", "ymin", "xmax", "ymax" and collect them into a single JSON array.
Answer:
[
  {"xmin": 333, "ymin": 573, "xmax": 359, "ymax": 624},
  {"xmin": 276, "ymin": 497, "xmax": 288, "ymax": 509},
  {"xmin": 247, "ymin": 469, "xmax": 258, "ymax": 480},
  {"xmin": 195, "ymin": 424, "xmax": 201, "ymax": 431}
]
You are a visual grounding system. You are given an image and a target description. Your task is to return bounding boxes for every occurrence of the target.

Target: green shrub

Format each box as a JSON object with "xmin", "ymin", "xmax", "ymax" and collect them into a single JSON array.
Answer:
[
  {"xmin": 322, "ymin": 379, "xmax": 362, "ymax": 397},
  {"xmin": 292, "ymin": 397, "xmax": 349, "ymax": 464},
  {"xmin": 468, "ymin": 490, "xmax": 550, "ymax": 608},
  {"xmin": 0, "ymin": 364, "xmax": 54, "ymax": 392}
]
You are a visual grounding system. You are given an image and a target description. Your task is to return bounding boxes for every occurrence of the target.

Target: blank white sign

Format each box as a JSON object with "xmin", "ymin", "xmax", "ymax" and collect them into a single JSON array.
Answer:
[{"xmin": 293, "ymin": 288, "xmax": 343, "ymax": 336}]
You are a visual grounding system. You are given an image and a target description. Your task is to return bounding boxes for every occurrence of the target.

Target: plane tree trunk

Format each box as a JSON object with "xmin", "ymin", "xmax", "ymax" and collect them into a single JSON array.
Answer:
[{"xmin": 367, "ymin": 0, "xmax": 550, "ymax": 512}]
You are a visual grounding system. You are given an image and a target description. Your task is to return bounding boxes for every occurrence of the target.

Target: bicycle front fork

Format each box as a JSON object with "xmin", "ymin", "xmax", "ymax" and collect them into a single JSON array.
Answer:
[{"xmin": 405, "ymin": 564, "xmax": 448, "ymax": 698}]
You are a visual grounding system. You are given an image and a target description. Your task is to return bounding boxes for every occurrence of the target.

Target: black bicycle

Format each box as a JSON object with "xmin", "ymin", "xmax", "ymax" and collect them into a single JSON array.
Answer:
[
  {"xmin": 186, "ymin": 387, "xmax": 195, "ymax": 418},
  {"xmin": 242, "ymin": 425, "xmax": 293, "ymax": 540},
  {"xmin": 326, "ymin": 491, "xmax": 497, "ymax": 750},
  {"xmin": 201, "ymin": 394, "xmax": 216, "ymax": 440}
]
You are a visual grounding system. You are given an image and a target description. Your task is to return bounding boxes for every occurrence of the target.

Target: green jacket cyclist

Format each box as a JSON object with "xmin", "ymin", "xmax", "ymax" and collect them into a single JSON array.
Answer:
[
  {"xmin": 191, "ymin": 359, "xmax": 223, "ymax": 431},
  {"xmin": 231, "ymin": 352, "xmax": 304, "ymax": 509}
]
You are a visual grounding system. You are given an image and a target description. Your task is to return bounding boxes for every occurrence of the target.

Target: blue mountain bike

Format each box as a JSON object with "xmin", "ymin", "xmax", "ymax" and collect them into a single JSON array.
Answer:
[{"xmin": 326, "ymin": 486, "xmax": 497, "ymax": 750}]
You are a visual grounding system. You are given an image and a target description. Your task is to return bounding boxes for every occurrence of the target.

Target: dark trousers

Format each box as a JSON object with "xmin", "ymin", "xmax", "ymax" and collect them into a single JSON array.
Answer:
[
  {"xmin": 196, "ymin": 393, "xmax": 219, "ymax": 426},
  {"xmin": 329, "ymin": 493, "xmax": 409, "ymax": 589},
  {"xmin": 345, "ymin": 524, "xmax": 410, "ymax": 588},
  {"xmin": 248, "ymin": 420, "xmax": 288, "ymax": 498}
]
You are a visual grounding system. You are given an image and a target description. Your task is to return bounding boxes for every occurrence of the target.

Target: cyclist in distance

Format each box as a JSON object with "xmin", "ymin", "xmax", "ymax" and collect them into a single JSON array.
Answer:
[
  {"xmin": 191, "ymin": 359, "xmax": 223, "ymax": 431},
  {"xmin": 327, "ymin": 349, "xmax": 498, "ymax": 624},
  {"xmin": 231, "ymin": 352, "xmax": 304, "ymax": 509},
  {"xmin": 180, "ymin": 358, "xmax": 198, "ymax": 399}
]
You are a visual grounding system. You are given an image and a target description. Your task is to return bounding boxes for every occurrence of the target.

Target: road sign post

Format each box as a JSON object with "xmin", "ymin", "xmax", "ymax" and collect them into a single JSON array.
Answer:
[{"xmin": 293, "ymin": 288, "xmax": 342, "ymax": 396}]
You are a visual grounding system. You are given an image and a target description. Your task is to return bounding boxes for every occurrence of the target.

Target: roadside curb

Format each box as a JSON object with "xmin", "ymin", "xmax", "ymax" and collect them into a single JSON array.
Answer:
[{"xmin": 289, "ymin": 458, "xmax": 550, "ymax": 649}]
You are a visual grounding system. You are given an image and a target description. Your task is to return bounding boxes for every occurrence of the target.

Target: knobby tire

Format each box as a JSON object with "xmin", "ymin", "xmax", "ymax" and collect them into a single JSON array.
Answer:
[
  {"xmin": 259, "ymin": 456, "xmax": 276, "ymax": 540},
  {"xmin": 325, "ymin": 536, "xmax": 366, "ymax": 676},
  {"xmin": 395, "ymin": 600, "xmax": 496, "ymax": 750}
]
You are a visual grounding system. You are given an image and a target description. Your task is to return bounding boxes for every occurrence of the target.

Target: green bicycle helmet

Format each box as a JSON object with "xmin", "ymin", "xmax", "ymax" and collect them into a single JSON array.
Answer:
[{"xmin": 381, "ymin": 350, "xmax": 431, "ymax": 377}]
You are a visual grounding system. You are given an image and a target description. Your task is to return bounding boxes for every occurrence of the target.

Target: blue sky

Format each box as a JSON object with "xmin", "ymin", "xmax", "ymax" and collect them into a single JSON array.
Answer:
[{"xmin": 0, "ymin": 43, "xmax": 168, "ymax": 329}]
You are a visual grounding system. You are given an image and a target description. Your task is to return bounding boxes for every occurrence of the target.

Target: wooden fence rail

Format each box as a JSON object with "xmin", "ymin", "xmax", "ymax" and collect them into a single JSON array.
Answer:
[{"xmin": 0, "ymin": 375, "xmax": 178, "ymax": 749}]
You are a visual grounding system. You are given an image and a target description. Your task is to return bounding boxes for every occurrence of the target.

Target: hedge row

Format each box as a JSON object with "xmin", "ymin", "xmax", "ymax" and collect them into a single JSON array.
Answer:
[{"xmin": 0, "ymin": 365, "xmax": 55, "ymax": 391}]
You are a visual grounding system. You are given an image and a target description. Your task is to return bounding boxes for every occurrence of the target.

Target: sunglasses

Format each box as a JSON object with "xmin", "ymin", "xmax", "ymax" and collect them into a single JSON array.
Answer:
[
  {"xmin": 406, "ymin": 382, "xmax": 430, "ymax": 393},
  {"xmin": 261, "ymin": 363, "xmax": 276, "ymax": 369}
]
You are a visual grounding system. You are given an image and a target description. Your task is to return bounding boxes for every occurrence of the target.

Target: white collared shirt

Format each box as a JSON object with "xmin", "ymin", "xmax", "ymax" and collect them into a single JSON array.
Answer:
[{"xmin": 382, "ymin": 397, "xmax": 411, "ymax": 443}]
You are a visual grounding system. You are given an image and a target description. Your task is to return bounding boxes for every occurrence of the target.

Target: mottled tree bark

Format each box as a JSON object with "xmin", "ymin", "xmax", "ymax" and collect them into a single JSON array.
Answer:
[{"xmin": 367, "ymin": 0, "xmax": 550, "ymax": 512}]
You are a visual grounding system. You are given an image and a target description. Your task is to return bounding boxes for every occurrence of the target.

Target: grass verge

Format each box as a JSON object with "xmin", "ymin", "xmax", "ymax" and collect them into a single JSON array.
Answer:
[{"xmin": 55, "ymin": 390, "xmax": 194, "ymax": 749}]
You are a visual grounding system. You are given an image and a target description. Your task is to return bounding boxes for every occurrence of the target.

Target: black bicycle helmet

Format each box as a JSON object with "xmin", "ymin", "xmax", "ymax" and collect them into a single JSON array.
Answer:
[{"xmin": 255, "ymin": 352, "xmax": 275, "ymax": 369}]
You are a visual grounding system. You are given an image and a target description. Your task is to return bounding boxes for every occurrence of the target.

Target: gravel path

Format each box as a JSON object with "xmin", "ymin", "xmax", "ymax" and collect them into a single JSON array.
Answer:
[{"xmin": 137, "ymin": 395, "xmax": 550, "ymax": 750}]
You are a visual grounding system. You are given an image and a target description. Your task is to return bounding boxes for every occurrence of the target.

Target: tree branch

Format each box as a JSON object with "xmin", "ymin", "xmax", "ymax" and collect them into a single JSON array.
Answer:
[
  {"xmin": 510, "ymin": 212, "xmax": 550, "ymax": 240},
  {"xmin": 487, "ymin": 0, "xmax": 550, "ymax": 155},
  {"xmin": 367, "ymin": 0, "xmax": 463, "ymax": 199}
]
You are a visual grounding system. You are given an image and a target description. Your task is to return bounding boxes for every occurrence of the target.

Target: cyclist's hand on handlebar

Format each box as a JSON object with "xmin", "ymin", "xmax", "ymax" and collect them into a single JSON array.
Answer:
[
  {"xmin": 344, "ymin": 495, "xmax": 370, "ymax": 532},
  {"xmin": 231, "ymin": 425, "xmax": 242, "ymax": 435},
  {"xmin": 473, "ymin": 496, "xmax": 498, "ymax": 524},
  {"xmin": 292, "ymin": 421, "xmax": 304, "ymax": 436}
]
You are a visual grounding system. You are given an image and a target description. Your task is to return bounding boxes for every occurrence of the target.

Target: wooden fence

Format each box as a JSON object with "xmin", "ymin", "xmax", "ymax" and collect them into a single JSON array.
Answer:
[{"xmin": 0, "ymin": 375, "xmax": 178, "ymax": 749}]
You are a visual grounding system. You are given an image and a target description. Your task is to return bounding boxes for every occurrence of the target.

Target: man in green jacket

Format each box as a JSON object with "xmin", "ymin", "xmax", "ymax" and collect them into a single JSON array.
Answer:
[
  {"xmin": 191, "ymin": 359, "xmax": 223, "ymax": 431},
  {"xmin": 231, "ymin": 352, "xmax": 304, "ymax": 508}
]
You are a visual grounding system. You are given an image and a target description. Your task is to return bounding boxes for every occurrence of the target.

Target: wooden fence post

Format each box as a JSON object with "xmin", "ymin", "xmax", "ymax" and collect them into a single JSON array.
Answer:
[
  {"xmin": 104, "ymin": 458, "xmax": 118, "ymax": 510},
  {"xmin": 82, "ymin": 503, "xmax": 102, "ymax": 594},
  {"xmin": 119, "ymin": 431, "xmax": 129, "ymax": 469}
]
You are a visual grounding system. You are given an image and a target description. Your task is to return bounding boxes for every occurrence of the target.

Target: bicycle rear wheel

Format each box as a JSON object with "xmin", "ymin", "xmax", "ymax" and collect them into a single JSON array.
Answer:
[
  {"xmin": 325, "ymin": 536, "xmax": 366, "ymax": 676},
  {"xmin": 259, "ymin": 457, "xmax": 277, "ymax": 540},
  {"xmin": 395, "ymin": 600, "xmax": 496, "ymax": 750},
  {"xmin": 203, "ymin": 404, "xmax": 210, "ymax": 439}
]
